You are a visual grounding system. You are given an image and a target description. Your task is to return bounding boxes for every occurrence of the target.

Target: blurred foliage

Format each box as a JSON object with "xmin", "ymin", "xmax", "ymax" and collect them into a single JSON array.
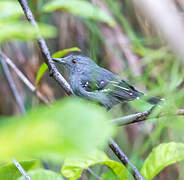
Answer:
[
  {"xmin": 43, "ymin": 0, "xmax": 115, "ymax": 26},
  {"xmin": 0, "ymin": 0, "xmax": 56, "ymax": 43},
  {"xmin": 0, "ymin": 98, "xmax": 114, "ymax": 160},
  {"xmin": 61, "ymin": 150, "xmax": 132, "ymax": 180},
  {"xmin": 0, "ymin": 1, "xmax": 23, "ymax": 20},
  {"xmin": 0, "ymin": 0, "xmax": 184, "ymax": 179}
]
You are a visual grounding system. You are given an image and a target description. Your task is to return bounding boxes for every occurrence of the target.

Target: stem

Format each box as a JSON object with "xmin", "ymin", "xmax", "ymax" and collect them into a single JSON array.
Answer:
[
  {"xmin": 0, "ymin": 49, "xmax": 26, "ymax": 114},
  {"xmin": 18, "ymin": 0, "xmax": 74, "ymax": 95},
  {"xmin": 109, "ymin": 138, "xmax": 145, "ymax": 180},
  {"xmin": 12, "ymin": 159, "xmax": 31, "ymax": 180},
  {"xmin": 87, "ymin": 168, "xmax": 103, "ymax": 180},
  {"xmin": 110, "ymin": 106, "xmax": 154, "ymax": 126},
  {"xmin": 0, "ymin": 50, "xmax": 49, "ymax": 104},
  {"xmin": 0, "ymin": 51, "xmax": 31, "ymax": 179},
  {"xmin": 110, "ymin": 107, "xmax": 184, "ymax": 126}
]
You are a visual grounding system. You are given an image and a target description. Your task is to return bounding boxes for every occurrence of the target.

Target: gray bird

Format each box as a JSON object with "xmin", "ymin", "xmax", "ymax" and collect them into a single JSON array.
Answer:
[{"xmin": 53, "ymin": 54, "xmax": 160, "ymax": 110}]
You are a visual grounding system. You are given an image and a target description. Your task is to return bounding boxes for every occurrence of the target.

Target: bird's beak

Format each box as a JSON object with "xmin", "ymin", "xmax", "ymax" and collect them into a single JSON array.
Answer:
[{"xmin": 52, "ymin": 58, "xmax": 66, "ymax": 64}]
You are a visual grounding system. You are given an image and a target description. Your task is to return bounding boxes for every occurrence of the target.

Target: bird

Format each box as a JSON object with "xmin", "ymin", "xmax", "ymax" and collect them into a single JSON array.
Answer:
[{"xmin": 52, "ymin": 54, "xmax": 161, "ymax": 110}]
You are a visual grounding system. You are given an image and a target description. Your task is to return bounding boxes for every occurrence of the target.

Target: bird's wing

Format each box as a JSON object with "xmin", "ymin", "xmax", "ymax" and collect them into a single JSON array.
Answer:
[
  {"xmin": 81, "ymin": 70, "xmax": 143, "ymax": 101},
  {"xmin": 102, "ymin": 78, "xmax": 143, "ymax": 101}
]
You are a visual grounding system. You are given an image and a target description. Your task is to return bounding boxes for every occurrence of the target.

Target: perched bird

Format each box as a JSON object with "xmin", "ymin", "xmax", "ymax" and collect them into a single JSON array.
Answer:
[{"xmin": 53, "ymin": 54, "xmax": 160, "ymax": 110}]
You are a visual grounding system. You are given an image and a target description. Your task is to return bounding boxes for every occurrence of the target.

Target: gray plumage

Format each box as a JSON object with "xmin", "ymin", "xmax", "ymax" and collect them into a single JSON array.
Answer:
[{"xmin": 53, "ymin": 54, "xmax": 160, "ymax": 110}]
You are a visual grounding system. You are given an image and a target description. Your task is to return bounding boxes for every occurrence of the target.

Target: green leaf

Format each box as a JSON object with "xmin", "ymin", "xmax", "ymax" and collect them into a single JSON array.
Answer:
[
  {"xmin": 102, "ymin": 170, "xmax": 119, "ymax": 180},
  {"xmin": 141, "ymin": 142, "xmax": 184, "ymax": 180},
  {"xmin": 0, "ymin": 160, "xmax": 40, "ymax": 180},
  {"xmin": 0, "ymin": 1, "xmax": 23, "ymax": 20},
  {"xmin": 61, "ymin": 150, "xmax": 133, "ymax": 180},
  {"xmin": 35, "ymin": 47, "xmax": 80, "ymax": 85},
  {"xmin": 52, "ymin": 47, "xmax": 81, "ymax": 58},
  {"xmin": 18, "ymin": 169, "xmax": 63, "ymax": 180},
  {"xmin": 43, "ymin": 0, "xmax": 115, "ymax": 26},
  {"xmin": 0, "ymin": 98, "xmax": 115, "ymax": 160},
  {"xmin": 35, "ymin": 63, "xmax": 48, "ymax": 86},
  {"xmin": 0, "ymin": 21, "xmax": 57, "ymax": 42}
]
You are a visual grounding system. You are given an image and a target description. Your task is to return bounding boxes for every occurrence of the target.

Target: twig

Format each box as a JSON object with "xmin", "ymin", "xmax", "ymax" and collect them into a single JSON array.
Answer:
[
  {"xmin": 0, "ymin": 49, "xmax": 26, "ymax": 114},
  {"xmin": 87, "ymin": 168, "xmax": 103, "ymax": 180},
  {"xmin": 18, "ymin": 0, "xmax": 74, "ymax": 95},
  {"xmin": 110, "ymin": 107, "xmax": 154, "ymax": 126},
  {"xmin": 0, "ymin": 50, "xmax": 49, "ymax": 104},
  {"xmin": 0, "ymin": 51, "xmax": 30, "ymax": 178},
  {"xmin": 12, "ymin": 158, "xmax": 31, "ymax": 180},
  {"xmin": 110, "ymin": 107, "xmax": 184, "ymax": 126},
  {"xmin": 109, "ymin": 138, "xmax": 145, "ymax": 180}
]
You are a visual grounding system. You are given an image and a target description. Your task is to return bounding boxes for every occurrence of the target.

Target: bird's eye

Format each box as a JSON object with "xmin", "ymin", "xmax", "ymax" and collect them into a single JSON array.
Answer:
[{"xmin": 72, "ymin": 59, "xmax": 77, "ymax": 64}]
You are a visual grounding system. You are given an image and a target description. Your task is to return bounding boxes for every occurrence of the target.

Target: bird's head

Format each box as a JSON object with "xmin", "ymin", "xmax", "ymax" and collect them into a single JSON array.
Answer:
[{"xmin": 52, "ymin": 54, "xmax": 97, "ymax": 73}]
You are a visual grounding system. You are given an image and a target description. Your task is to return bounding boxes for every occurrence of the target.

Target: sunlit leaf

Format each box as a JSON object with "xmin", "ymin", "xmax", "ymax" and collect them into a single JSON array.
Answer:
[
  {"xmin": 35, "ymin": 47, "xmax": 80, "ymax": 85},
  {"xmin": 52, "ymin": 47, "xmax": 81, "ymax": 58},
  {"xmin": 18, "ymin": 169, "xmax": 63, "ymax": 180},
  {"xmin": 0, "ymin": 98, "xmax": 114, "ymax": 160},
  {"xmin": 43, "ymin": 0, "xmax": 115, "ymax": 26},
  {"xmin": 0, "ymin": 160, "xmax": 40, "ymax": 180},
  {"xmin": 0, "ymin": 21, "xmax": 57, "ymax": 42},
  {"xmin": 61, "ymin": 150, "xmax": 132, "ymax": 180},
  {"xmin": 35, "ymin": 63, "xmax": 48, "ymax": 86},
  {"xmin": 0, "ymin": 1, "xmax": 23, "ymax": 20},
  {"xmin": 141, "ymin": 142, "xmax": 184, "ymax": 180}
]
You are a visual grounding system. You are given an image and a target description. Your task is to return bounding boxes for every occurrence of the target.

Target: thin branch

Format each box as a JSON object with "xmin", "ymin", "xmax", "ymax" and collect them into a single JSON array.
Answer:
[
  {"xmin": 18, "ymin": 0, "xmax": 74, "ymax": 95},
  {"xmin": 87, "ymin": 168, "xmax": 103, "ymax": 180},
  {"xmin": 109, "ymin": 138, "xmax": 145, "ymax": 180},
  {"xmin": 0, "ymin": 49, "xmax": 26, "ymax": 114},
  {"xmin": 0, "ymin": 50, "xmax": 49, "ymax": 104},
  {"xmin": 0, "ymin": 51, "xmax": 30, "ymax": 178},
  {"xmin": 110, "ymin": 107, "xmax": 184, "ymax": 126},
  {"xmin": 110, "ymin": 106, "xmax": 154, "ymax": 126},
  {"xmin": 12, "ymin": 158, "xmax": 31, "ymax": 180}
]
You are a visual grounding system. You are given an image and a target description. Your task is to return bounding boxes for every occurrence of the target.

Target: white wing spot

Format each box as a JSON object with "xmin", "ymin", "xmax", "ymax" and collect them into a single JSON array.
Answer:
[
  {"xmin": 112, "ymin": 84, "xmax": 130, "ymax": 91},
  {"xmin": 101, "ymin": 88, "xmax": 111, "ymax": 92}
]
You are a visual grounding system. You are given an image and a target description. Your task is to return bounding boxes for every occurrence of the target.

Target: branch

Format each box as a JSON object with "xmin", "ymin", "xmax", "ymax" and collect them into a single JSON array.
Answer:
[
  {"xmin": 87, "ymin": 168, "xmax": 103, "ymax": 180},
  {"xmin": 0, "ymin": 51, "xmax": 31, "ymax": 178},
  {"xmin": 110, "ymin": 106, "xmax": 184, "ymax": 126},
  {"xmin": 12, "ymin": 158, "xmax": 31, "ymax": 180},
  {"xmin": 0, "ymin": 49, "xmax": 26, "ymax": 114},
  {"xmin": 0, "ymin": 50, "xmax": 49, "ymax": 104},
  {"xmin": 109, "ymin": 138, "xmax": 145, "ymax": 180},
  {"xmin": 18, "ymin": 0, "xmax": 74, "ymax": 95},
  {"xmin": 110, "ymin": 106, "xmax": 154, "ymax": 126}
]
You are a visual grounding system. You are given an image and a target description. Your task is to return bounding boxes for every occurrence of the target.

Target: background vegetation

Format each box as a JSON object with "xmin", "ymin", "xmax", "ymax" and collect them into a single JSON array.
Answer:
[{"xmin": 1, "ymin": 0, "xmax": 184, "ymax": 179}]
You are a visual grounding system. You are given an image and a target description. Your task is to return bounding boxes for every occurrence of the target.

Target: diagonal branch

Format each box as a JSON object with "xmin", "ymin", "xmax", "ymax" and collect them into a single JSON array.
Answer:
[
  {"xmin": 0, "ymin": 50, "xmax": 49, "ymax": 104},
  {"xmin": 109, "ymin": 138, "xmax": 145, "ymax": 180},
  {"xmin": 12, "ymin": 159, "xmax": 31, "ymax": 180},
  {"xmin": 18, "ymin": 0, "xmax": 74, "ymax": 95},
  {"xmin": 87, "ymin": 168, "xmax": 103, "ymax": 180},
  {"xmin": 0, "ymin": 48, "xmax": 26, "ymax": 114},
  {"xmin": 0, "ymin": 50, "xmax": 31, "ymax": 178}
]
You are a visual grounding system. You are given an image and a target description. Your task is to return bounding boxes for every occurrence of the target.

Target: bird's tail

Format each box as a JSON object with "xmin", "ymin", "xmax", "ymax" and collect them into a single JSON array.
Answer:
[{"xmin": 146, "ymin": 96, "xmax": 163, "ymax": 105}]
